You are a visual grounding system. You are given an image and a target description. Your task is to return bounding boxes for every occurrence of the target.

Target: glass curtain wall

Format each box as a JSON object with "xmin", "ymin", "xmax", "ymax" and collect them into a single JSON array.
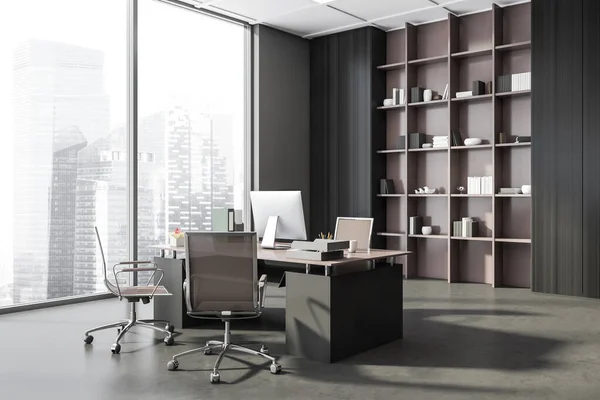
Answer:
[
  {"xmin": 0, "ymin": 0, "xmax": 248, "ymax": 308},
  {"xmin": 137, "ymin": 0, "xmax": 247, "ymax": 251}
]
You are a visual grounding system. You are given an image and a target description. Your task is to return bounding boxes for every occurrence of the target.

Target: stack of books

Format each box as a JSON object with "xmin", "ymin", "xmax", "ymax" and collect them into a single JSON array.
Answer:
[
  {"xmin": 499, "ymin": 187, "xmax": 522, "ymax": 194},
  {"xmin": 409, "ymin": 133, "xmax": 426, "ymax": 149},
  {"xmin": 392, "ymin": 88, "xmax": 406, "ymax": 105},
  {"xmin": 455, "ymin": 91, "xmax": 473, "ymax": 99},
  {"xmin": 409, "ymin": 216, "xmax": 423, "ymax": 235},
  {"xmin": 497, "ymin": 72, "xmax": 531, "ymax": 93},
  {"xmin": 433, "ymin": 136, "xmax": 449, "ymax": 148},
  {"xmin": 411, "ymin": 87, "xmax": 425, "ymax": 103},
  {"xmin": 453, "ymin": 217, "xmax": 479, "ymax": 237},
  {"xmin": 467, "ymin": 176, "xmax": 493, "ymax": 195}
]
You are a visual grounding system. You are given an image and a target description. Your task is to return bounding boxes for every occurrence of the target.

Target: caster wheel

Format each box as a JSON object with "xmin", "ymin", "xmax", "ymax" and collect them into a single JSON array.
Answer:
[
  {"xmin": 209, "ymin": 372, "xmax": 220, "ymax": 384},
  {"xmin": 270, "ymin": 363, "xmax": 282, "ymax": 374},
  {"xmin": 167, "ymin": 360, "xmax": 179, "ymax": 371},
  {"xmin": 260, "ymin": 345, "xmax": 269, "ymax": 355},
  {"xmin": 165, "ymin": 324, "xmax": 175, "ymax": 333},
  {"xmin": 204, "ymin": 348, "xmax": 213, "ymax": 355},
  {"xmin": 111, "ymin": 343, "xmax": 121, "ymax": 354},
  {"xmin": 84, "ymin": 335, "xmax": 94, "ymax": 344},
  {"xmin": 164, "ymin": 336, "xmax": 174, "ymax": 346}
]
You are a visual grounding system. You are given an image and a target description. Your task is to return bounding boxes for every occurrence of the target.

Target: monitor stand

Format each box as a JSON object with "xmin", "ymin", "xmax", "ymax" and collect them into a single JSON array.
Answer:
[{"xmin": 260, "ymin": 216, "xmax": 290, "ymax": 249}]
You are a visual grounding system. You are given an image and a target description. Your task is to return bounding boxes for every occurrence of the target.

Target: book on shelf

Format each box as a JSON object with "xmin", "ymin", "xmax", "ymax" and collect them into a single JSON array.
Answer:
[
  {"xmin": 460, "ymin": 217, "xmax": 479, "ymax": 238},
  {"xmin": 442, "ymin": 84, "xmax": 449, "ymax": 100},
  {"xmin": 411, "ymin": 87, "xmax": 425, "ymax": 103},
  {"xmin": 467, "ymin": 176, "xmax": 493, "ymax": 195},
  {"xmin": 451, "ymin": 131, "xmax": 463, "ymax": 146},
  {"xmin": 456, "ymin": 90, "xmax": 473, "ymax": 98},
  {"xmin": 515, "ymin": 136, "xmax": 531, "ymax": 143},
  {"xmin": 498, "ymin": 72, "xmax": 531, "ymax": 93},
  {"xmin": 409, "ymin": 216, "xmax": 423, "ymax": 235},
  {"xmin": 472, "ymin": 80, "xmax": 486, "ymax": 96},
  {"xmin": 380, "ymin": 179, "xmax": 396, "ymax": 194},
  {"xmin": 409, "ymin": 133, "xmax": 426, "ymax": 149}
]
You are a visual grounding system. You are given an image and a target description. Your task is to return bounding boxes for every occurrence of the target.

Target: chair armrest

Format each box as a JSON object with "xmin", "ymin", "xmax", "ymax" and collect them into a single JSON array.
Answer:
[
  {"xmin": 118, "ymin": 260, "xmax": 152, "ymax": 265},
  {"xmin": 119, "ymin": 267, "xmax": 160, "ymax": 272},
  {"xmin": 258, "ymin": 274, "xmax": 268, "ymax": 309}
]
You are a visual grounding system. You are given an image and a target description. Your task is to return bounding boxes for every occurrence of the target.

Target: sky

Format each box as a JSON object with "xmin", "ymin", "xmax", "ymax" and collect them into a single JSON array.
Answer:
[{"xmin": 0, "ymin": 0, "xmax": 246, "ymax": 288}]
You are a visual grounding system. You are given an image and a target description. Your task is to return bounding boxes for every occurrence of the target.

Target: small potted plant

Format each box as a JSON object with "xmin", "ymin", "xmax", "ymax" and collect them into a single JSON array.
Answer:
[{"xmin": 170, "ymin": 228, "xmax": 184, "ymax": 247}]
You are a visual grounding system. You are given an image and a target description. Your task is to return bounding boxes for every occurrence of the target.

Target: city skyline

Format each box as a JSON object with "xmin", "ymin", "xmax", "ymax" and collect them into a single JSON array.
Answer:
[{"xmin": 4, "ymin": 38, "xmax": 239, "ymax": 306}]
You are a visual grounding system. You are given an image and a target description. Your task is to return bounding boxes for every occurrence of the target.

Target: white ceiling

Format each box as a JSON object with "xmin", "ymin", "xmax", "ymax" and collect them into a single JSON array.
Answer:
[{"xmin": 186, "ymin": 0, "xmax": 529, "ymax": 39}]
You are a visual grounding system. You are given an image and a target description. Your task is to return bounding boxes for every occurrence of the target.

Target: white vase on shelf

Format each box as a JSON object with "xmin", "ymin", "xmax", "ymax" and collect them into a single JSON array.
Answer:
[{"xmin": 424, "ymin": 89, "xmax": 433, "ymax": 102}]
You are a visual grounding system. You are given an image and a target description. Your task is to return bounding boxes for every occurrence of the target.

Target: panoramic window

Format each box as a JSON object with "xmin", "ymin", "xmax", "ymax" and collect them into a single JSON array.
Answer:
[
  {"xmin": 137, "ymin": 0, "xmax": 247, "ymax": 255},
  {"xmin": 0, "ymin": 0, "xmax": 248, "ymax": 307}
]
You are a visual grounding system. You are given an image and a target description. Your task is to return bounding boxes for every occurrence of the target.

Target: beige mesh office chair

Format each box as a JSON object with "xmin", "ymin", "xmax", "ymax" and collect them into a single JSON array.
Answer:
[
  {"xmin": 166, "ymin": 231, "xmax": 281, "ymax": 384},
  {"xmin": 83, "ymin": 227, "xmax": 175, "ymax": 354},
  {"xmin": 334, "ymin": 217, "xmax": 374, "ymax": 250}
]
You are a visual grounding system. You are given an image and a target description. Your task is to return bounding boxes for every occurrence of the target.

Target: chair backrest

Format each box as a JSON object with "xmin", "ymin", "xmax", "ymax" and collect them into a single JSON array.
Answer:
[
  {"xmin": 94, "ymin": 226, "xmax": 118, "ymax": 296},
  {"xmin": 334, "ymin": 217, "xmax": 374, "ymax": 250},
  {"xmin": 184, "ymin": 232, "xmax": 258, "ymax": 314}
]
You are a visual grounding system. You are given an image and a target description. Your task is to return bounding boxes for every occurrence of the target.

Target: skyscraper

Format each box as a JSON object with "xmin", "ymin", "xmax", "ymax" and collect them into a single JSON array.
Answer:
[{"xmin": 12, "ymin": 40, "xmax": 109, "ymax": 303}]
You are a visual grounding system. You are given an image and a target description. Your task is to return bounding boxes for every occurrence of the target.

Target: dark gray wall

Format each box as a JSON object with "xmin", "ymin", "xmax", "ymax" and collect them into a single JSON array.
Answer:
[
  {"xmin": 532, "ymin": 0, "xmax": 600, "ymax": 298},
  {"xmin": 309, "ymin": 27, "xmax": 387, "ymax": 245},
  {"xmin": 253, "ymin": 25, "xmax": 310, "ymax": 228}
]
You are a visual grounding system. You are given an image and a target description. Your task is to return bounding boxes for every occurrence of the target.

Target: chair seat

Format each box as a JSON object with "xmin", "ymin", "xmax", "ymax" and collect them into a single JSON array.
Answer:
[{"xmin": 120, "ymin": 286, "xmax": 171, "ymax": 298}]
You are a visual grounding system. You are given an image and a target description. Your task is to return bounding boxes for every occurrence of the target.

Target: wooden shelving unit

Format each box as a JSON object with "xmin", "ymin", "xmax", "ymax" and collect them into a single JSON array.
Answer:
[{"xmin": 377, "ymin": 2, "xmax": 531, "ymax": 288}]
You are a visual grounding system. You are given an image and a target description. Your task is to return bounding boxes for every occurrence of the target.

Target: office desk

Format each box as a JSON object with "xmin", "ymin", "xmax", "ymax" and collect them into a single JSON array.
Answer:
[{"xmin": 151, "ymin": 244, "xmax": 409, "ymax": 362}]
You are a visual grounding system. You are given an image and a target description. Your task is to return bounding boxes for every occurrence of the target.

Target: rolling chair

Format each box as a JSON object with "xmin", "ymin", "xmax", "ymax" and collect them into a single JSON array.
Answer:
[
  {"xmin": 83, "ymin": 227, "xmax": 175, "ymax": 354},
  {"xmin": 334, "ymin": 217, "xmax": 374, "ymax": 250},
  {"xmin": 166, "ymin": 231, "xmax": 281, "ymax": 384}
]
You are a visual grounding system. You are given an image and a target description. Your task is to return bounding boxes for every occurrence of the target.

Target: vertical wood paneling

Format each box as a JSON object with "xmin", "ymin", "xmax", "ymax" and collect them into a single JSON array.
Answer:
[
  {"xmin": 309, "ymin": 27, "xmax": 386, "ymax": 247},
  {"xmin": 532, "ymin": 0, "xmax": 584, "ymax": 296},
  {"xmin": 582, "ymin": 0, "xmax": 600, "ymax": 298}
]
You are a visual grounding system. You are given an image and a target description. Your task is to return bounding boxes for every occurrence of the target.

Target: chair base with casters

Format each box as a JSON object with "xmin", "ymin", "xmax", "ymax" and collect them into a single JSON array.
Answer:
[
  {"xmin": 166, "ymin": 319, "xmax": 281, "ymax": 384},
  {"xmin": 83, "ymin": 295, "xmax": 175, "ymax": 354}
]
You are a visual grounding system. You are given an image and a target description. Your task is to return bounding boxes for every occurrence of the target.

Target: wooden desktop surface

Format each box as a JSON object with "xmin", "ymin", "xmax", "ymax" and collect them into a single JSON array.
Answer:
[{"xmin": 150, "ymin": 244, "xmax": 409, "ymax": 266}]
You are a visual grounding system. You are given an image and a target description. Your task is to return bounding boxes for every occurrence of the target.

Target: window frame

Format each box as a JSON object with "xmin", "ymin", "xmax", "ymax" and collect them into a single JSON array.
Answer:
[{"xmin": 0, "ymin": 0, "xmax": 252, "ymax": 314}]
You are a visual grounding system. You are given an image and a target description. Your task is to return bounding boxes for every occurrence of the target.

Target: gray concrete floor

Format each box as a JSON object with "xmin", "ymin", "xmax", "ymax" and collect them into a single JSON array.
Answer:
[{"xmin": 1, "ymin": 280, "xmax": 600, "ymax": 400}]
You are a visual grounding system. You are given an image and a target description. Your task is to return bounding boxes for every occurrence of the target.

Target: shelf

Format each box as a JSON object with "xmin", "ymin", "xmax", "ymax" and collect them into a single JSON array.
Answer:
[
  {"xmin": 408, "ymin": 234, "xmax": 448, "ymax": 240},
  {"xmin": 451, "ymin": 144, "xmax": 493, "ymax": 150},
  {"xmin": 451, "ymin": 236, "xmax": 493, "ymax": 242},
  {"xmin": 451, "ymin": 194, "xmax": 493, "ymax": 198},
  {"xmin": 377, "ymin": 61, "xmax": 406, "ymax": 71},
  {"xmin": 377, "ymin": 232, "xmax": 405, "ymax": 237},
  {"xmin": 496, "ymin": 90, "xmax": 531, "ymax": 98},
  {"xmin": 377, "ymin": 149, "xmax": 405, "ymax": 154},
  {"xmin": 408, "ymin": 146, "xmax": 448, "ymax": 152},
  {"xmin": 495, "ymin": 238, "xmax": 531, "ymax": 244},
  {"xmin": 377, "ymin": 194, "xmax": 406, "ymax": 197},
  {"xmin": 408, "ymin": 99, "xmax": 448, "ymax": 108},
  {"xmin": 451, "ymin": 94, "xmax": 493, "ymax": 103},
  {"xmin": 377, "ymin": 104, "xmax": 405, "ymax": 110},
  {"xmin": 495, "ymin": 41, "xmax": 531, "ymax": 52},
  {"xmin": 451, "ymin": 48, "xmax": 493, "ymax": 59},
  {"xmin": 495, "ymin": 194, "xmax": 531, "ymax": 198},
  {"xmin": 408, "ymin": 54, "xmax": 448, "ymax": 66},
  {"xmin": 408, "ymin": 194, "xmax": 448, "ymax": 198},
  {"xmin": 495, "ymin": 142, "xmax": 531, "ymax": 148}
]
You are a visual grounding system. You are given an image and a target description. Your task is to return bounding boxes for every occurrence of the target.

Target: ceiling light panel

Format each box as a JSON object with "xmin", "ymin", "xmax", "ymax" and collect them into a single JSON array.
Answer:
[
  {"xmin": 333, "ymin": 0, "xmax": 433, "ymax": 21},
  {"xmin": 211, "ymin": 0, "xmax": 317, "ymax": 22},
  {"xmin": 375, "ymin": 6, "xmax": 449, "ymax": 30},
  {"xmin": 263, "ymin": 4, "xmax": 364, "ymax": 36}
]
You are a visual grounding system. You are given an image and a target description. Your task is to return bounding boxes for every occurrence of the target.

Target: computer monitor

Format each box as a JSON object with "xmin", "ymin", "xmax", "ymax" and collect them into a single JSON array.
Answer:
[
  {"xmin": 250, "ymin": 191, "xmax": 307, "ymax": 249},
  {"xmin": 334, "ymin": 217, "xmax": 374, "ymax": 251}
]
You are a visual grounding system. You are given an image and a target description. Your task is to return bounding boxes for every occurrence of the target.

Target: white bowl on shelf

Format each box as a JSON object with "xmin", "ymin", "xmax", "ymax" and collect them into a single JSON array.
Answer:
[
  {"xmin": 422, "ymin": 143, "xmax": 432, "ymax": 148},
  {"xmin": 521, "ymin": 185, "xmax": 531, "ymax": 194},
  {"xmin": 423, "ymin": 188, "xmax": 436, "ymax": 194},
  {"xmin": 464, "ymin": 138, "xmax": 483, "ymax": 146},
  {"xmin": 422, "ymin": 226, "xmax": 432, "ymax": 235}
]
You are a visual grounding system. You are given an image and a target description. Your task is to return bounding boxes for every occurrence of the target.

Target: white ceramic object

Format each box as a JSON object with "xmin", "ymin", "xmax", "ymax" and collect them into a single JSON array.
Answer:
[
  {"xmin": 464, "ymin": 138, "xmax": 483, "ymax": 146},
  {"xmin": 348, "ymin": 240, "xmax": 357, "ymax": 253},
  {"xmin": 414, "ymin": 189, "xmax": 420, "ymax": 194},
  {"xmin": 424, "ymin": 89, "xmax": 433, "ymax": 102},
  {"xmin": 424, "ymin": 188, "xmax": 436, "ymax": 194},
  {"xmin": 418, "ymin": 188, "xmax": 425, "ymax": 194},
  {"xmin": 383, "ymin": 98, "xmax": 394, "ymax": 107},
  {"xmin": 421, "ymin": 226, "xmax": 432, "ymax": 235},
  {"xmin": 422, "ymin": 143, "xmax": 433, "ymax": 148},
  {"xmin": 521, "ymin": 185, "xmax": 531, "ymax": 194}
]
